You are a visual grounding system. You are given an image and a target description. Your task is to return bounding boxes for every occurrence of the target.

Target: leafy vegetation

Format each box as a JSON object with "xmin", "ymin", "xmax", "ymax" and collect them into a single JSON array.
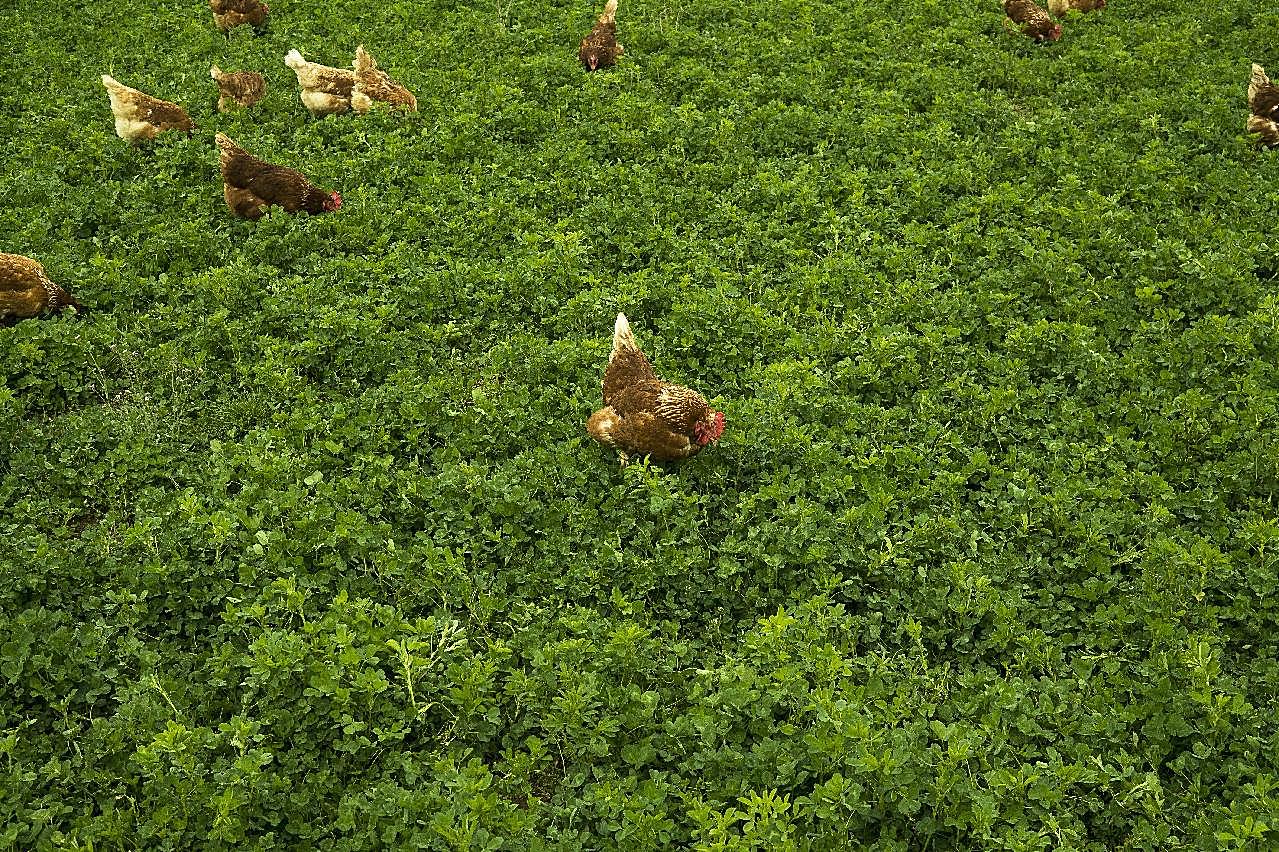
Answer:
[{"xmin": 3, "ymin": 0, "xmax": 1279, "ymax": 848}]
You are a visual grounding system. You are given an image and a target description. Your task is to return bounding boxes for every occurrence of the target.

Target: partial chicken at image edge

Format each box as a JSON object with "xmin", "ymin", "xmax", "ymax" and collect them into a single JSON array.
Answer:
[
  {"xmin": 216, "ymin": 133, "xmax": 342, "ymax": 220},
  {"xmin": 0, "ymin": 254, "xmax": 84, "ymax": 322},
  {"xmin": 1248, "ymin": 63, "xmax": 1279, "ymax": 147},
  {"xmin": 587, "ymin": 313, "xmax": 725, "ymax": 465},
  {"xmin": 102, "ymin": 75, "xmax": 194, "ymax": 143}
]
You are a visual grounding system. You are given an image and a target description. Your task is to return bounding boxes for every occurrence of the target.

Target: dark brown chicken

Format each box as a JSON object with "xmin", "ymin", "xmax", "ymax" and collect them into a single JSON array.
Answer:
[
  {"xmin": 0, "ymin": 254, "xmax": 83, "ymax": 321},
  {"xmin": 1249, "ymin": 64, "xmax": 1279, "ymax": 146},
  {"xmin": 587, "ymin": 313, "xmax": 725, "ymax": 464},
  {"xmin": 210, "ymin": 66, "xmax": 266, "ymax": 112},
  {"xmin": 102, "ymin": 75, "xmax": 194, "ymax": 143},
  {"xmin": 210, "ymin": 0, "xmax": 269, "ymax": 33},
  {"xmin": 1047, "ymin": 0, "xmax": 1104, "ymax": 15},
  {"xmin": 351, "ymin": 45, "xmax": 417, "ymax": 113},
  {"xmin": 1004, "ymin": 0, "xmax": 1061, "ymax": 42},
  {"xmin": 215, "ymin": 133, "xmax": 342, "ymax": 220},
  {"xmin": 579, "ymin": 0, "xmax": 624, "ymax": 71}
]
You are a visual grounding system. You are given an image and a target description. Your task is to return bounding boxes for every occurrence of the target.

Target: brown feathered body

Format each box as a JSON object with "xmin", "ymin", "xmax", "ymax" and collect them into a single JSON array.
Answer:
[
  {"xmin": 586, "ymin": 314, "xmax": 725, "ymax": 463},
  {"xmin": 1249, "ymin": 64, "xmax": 1279, "ymax": 146},
  {"xmin": 1046, "ymin": 0, "xmax": 1104, "ymax": 15},
  {"xmin": 211, "ymin": 66, "xmax": 267, "ymax": 112},
  {"xmin": 579, "ymin": 0, "xmax": 624, "ymax": 71},
  {"xmin": 1004, "ymin": 0, "xmax": 1061, "ymax": 42},
  {"xmin": 215, "ymin": 133, "xmax": 342, "ymax": 220},
  {"xmin": 0, "ymin": 254, "xmax": 82, "ymax": 320},
  {"xmin": 101, "ymin": 75, "xmax": 194, "ymax": 143},
  {"xmin": 285, "ymin": 49, "xmax": 356, "ymax": 116},
  {"xmin": 351, "ymin": 45, "xmax": 417, "ymax": 113},
  {"xmin": 210, "ymin": 0, "xmax": 269, "ymax": 32}
]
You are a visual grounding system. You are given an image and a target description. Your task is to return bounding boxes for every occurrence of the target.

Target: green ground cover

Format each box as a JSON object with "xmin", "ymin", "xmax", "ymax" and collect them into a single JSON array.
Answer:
[{"xmin": 2, "ymin": 0, "xmax": 1278, "ymax": 847}]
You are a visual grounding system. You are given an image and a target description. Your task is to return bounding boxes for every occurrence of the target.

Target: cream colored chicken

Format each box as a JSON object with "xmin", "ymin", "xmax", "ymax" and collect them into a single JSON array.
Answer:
[
  {"xmin": 1047, "ymin": 0, "xmax": 1104, "ymax": 15},
  {"xmin": 284, "ymin": 49, "xmax": 355, "ymax": 117},
  {"xmin": 102, "ymin": 75, "xmax": 194, "ymax": 142}
]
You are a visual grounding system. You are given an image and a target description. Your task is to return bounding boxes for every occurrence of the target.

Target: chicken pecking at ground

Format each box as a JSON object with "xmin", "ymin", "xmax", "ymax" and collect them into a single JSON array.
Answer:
[
  {"xmin": 102, "ymin": 75, "xmax": 194, "ymax": 143},
  {"xmin": 1047, "ymin": 0, "xmax": 1104, "ymax": 15},
  {"xmin": 285, "ymin": 49, "xmax": 356, "ymax": 117},
  {"xmin": 210, "ymin": 66, "xmax": 267, "ymax": 112},
  {"xmin": 586, "ymin": 313, "xmax": 725, "ymax": 464},
  {"xmin": 1004, "ymin": 0, "xmax": 1061, "ymax": 42},
  {"xmin": 215, "ymin": 133, "xmax": 342, "ymax": 220},
  {"xmin": 0, "ymin": 254, "xmax": 83, "ymax": 321},
  {"xmin": 210, "ymin": 0, "xmax": 269, "ymax": 34},
  {"xmin": 351, "ymin": 45, "xmax": 417, "ymax": 113},
  {"xmin": 1248, "ymin": 63, "xmax": 1279, "ymax": 147},
  {"xmin": 579, "ymin": 0, "xmax": 624, "ymax": 71}
]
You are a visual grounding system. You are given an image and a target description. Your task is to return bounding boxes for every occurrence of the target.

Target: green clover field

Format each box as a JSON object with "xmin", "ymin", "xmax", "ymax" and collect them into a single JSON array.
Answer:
[{"xmin": 2, "ymin": 0, "xmax": 1278, "ymax": 847}]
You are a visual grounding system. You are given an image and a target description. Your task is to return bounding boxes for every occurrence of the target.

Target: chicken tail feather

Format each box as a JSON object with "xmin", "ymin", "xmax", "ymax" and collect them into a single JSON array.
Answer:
[
  {"xmin": 354, "ymin": 45, "xmax": 373, "ymax": 73},
  {"xmin": 214, "ymin": 132, "xmax": 245, "ymax": 168},
  {"xmin": 612, "ymin": 312, "xmax": 639, "ymax": 356},
  {"xmin": 210, "ymin": 65, "xmax": 223, "ymax": 80},
  {"xmin": 600, "ymin": 0, "xmax": 617, "ymax": 24}
]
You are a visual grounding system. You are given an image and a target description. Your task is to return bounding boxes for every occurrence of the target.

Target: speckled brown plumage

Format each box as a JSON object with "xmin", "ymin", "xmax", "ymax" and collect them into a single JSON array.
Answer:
[
  {"xmin": 1047, "ymin": 0, "xmax": 1104, "ymax": 15},
  {"xmin": 351, "ymin": 45, "xmax": 417, "ymax": 113},
  {"xmin": 586, "ymin": 313, "xmax": 725, "ymax": 463},
  {"xmin": 1004, "ymin": 0, "xmax": 1061, "ymax": 42},
  {"xmin": 579, "ymin": 0, "xmax": 624, "ymax": 71},
  {"xmin": 1249, "ymin": 64, "xmax": 1279, "ymax": 147},
  {"xmin": 102, "ymin": 75, "xmax": 194, "ymax": 143},
  {"xmin": 1248, "ymin": 114, "xmax": 1279, "ymax": 147},
  {"xmin": 211, "ymin": 66, "xmax": 266, "ymax": 112},
  {"xmin": 285, "ymin": 49, "xmax": 356, "ymax": 116},
  {"xmin": 210, "ymin": 0, "xmax": 268, "ymax": 32},
  {"xmin": 0, "ymin": 254, "xmax": 83, "ymax": 320},
  {"xmin": 216, "ymin": 133, "xmax": 341, "ymax": 220}
]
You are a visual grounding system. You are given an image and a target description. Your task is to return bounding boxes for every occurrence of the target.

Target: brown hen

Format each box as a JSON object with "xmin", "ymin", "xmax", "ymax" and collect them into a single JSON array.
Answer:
[
  {"xmin": 587, "ymin": 313, "xmax": 725, "ymax": 464},
  {"xmin": 210, "ymin": 0, "xmax": 269, "ymax": 33},
  {"xmin": 211, "ymin": 66, "xmax": 267, "ymax": 112},
  {"xmin": 579, "ymin": 0, "xmax": 624, "ymax": 71},
  {"xmin": 0, "ymin": 254, "xmax": 83, "ymax": 321},
  {"xmin": 215, "ymin": 133, "xmax": 342, "ymax": 220},
  {"xmin": 352, "ymin": 45, "xmax": 417, "ymax": 113},
  {"xmin": 1004, "ymin": 0, "xmax": 1061, "ymax": 42}
]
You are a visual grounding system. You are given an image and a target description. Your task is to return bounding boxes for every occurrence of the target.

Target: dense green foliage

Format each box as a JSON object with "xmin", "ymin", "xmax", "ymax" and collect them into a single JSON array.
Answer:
[{"xmin": 3, "ymin": 0, "xmax": 1279, "ymax": 847}]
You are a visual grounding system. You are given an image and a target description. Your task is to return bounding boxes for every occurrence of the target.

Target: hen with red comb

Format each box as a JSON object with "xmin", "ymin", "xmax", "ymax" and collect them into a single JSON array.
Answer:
[
  {"xmin": 587, "ymin": 313, "xmax": 725, "ymax": 464},
  {"xmin": 215, "ymin": 133, "xmax": 341, "ymax": 220}
]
